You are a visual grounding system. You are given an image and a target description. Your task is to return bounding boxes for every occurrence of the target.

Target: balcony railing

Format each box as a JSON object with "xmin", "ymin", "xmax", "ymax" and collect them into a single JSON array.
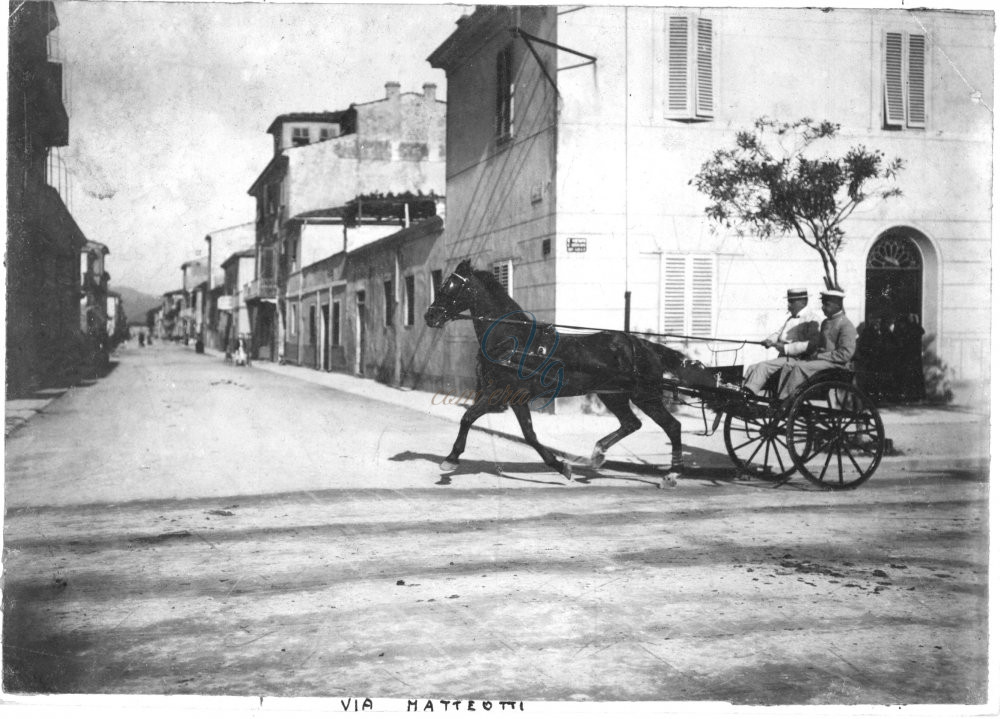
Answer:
[{"xmin": 243, "ymin": 277, "xmax": 277, "ymax": 301}]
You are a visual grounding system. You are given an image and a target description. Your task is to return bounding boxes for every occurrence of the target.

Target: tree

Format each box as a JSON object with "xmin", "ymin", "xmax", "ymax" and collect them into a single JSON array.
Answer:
[{"xmin": 691, "ymin": 117, "xmax": 904, "ymax": 291}]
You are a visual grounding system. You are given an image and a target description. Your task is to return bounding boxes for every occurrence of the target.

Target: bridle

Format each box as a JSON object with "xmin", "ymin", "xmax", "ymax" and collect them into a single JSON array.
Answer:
[{"xmin": 432, "ymin": 271, "xmax": 474, "ymax": 322}]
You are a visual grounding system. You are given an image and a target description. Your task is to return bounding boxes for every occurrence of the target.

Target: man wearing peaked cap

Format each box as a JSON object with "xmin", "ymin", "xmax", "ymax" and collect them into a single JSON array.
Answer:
[
  {"xmin": 774, "ymin": 287, "xmax": 858, "ymax": 400},
  {"xmin": 743, "ymin": 288, "xmax": 822, "ymax": 396}
]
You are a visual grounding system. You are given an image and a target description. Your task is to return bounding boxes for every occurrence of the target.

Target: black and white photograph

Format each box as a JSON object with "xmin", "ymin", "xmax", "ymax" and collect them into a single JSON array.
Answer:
[{"xmin": 3, "ymin": 1, "xmax": 994, "ymax": 715}]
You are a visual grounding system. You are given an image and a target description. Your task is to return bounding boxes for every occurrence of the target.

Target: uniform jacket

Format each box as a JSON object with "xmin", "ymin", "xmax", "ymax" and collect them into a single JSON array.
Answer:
[{"xmin": 808, "ymin": 311, "xmax": 858, "ymax": 364}]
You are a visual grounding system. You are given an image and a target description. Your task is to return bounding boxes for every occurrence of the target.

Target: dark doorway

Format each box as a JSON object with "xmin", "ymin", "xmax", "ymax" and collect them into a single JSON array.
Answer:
[
  {"xmin": 356, "ymin": 290, "xmax": 366, "ymax": 376},
  {"xmin": 321, "ymin": 303, "xmax": 330, "ymax": 371},
  {"xmin": 865, "ymin": 233, "xmax": 923, "ymax": 324}
]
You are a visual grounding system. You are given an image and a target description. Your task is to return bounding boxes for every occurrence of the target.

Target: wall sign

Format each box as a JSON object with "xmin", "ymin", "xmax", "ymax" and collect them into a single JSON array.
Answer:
[{"xmin": 566, "ymin": 237, "xmax": 587, "ymax": 253}]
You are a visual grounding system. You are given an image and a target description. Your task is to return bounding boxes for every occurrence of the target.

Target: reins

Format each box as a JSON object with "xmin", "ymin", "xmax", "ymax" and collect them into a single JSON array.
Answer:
[{"xmin": 445, "ymin": 312, "xmax": 764, "ymax": 347}]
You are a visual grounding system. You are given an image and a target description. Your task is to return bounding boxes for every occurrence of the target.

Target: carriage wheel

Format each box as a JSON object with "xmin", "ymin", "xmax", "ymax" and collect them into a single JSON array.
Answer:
[
  {"xmin": 723, "ymin": 410, "xmax": 797, "ymax": 480},
  {"xmin": 785, "ymin": 380, "xmax": 884, "ymax": 490}
]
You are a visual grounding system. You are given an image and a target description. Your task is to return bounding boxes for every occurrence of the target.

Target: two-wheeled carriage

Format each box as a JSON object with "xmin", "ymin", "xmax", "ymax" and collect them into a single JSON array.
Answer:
[
  {"xmin": 423, "ymin": 260, "xmax": 883, "ymax": 490},
  {"xmin": 667, "ymin": 359, "xmax": 885, "ymax": 490}
]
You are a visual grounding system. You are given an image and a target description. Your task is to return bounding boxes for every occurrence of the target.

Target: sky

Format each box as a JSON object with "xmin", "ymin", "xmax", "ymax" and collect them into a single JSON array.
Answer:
[{"xmin": 52, "ymin": 1, "xmax": 469, "ymax": 295}]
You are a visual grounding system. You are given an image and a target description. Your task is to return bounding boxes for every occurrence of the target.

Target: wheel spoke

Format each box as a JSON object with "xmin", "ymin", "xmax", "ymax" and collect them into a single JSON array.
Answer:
[{"xmin": 841, "ymin": 442, "xmax": 867, "ymax": 476}]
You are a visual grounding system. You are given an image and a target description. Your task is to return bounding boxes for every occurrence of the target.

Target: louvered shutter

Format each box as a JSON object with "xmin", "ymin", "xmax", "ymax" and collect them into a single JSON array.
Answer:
[
  {"xmin": 884, "ymin": 32, "xmax": 906, "ymax": 128},
  {"xmin": 663, "ymin": 255, "xmax": 716, "ymax": 335},
  {"xmin": 695, "ymin": 18, "xmax": 714, "ymax": 118},
  {"xmin": 690, "ymin": 256, "xmax": 715, "ymax": 336},
  {"xmin": 667, "ymin": 17, "xmax": 690, "ymax": 115},
  {"xmin": 493, "ymin": 261, "xmax": 511, "ymax": 298},
  {"xmin": 662, "ymin": 256, "xmax": 686, "ymax": 333},
  {"xmin": 907, "ymin": 34, "xmax": 926, "ymax": 127}
]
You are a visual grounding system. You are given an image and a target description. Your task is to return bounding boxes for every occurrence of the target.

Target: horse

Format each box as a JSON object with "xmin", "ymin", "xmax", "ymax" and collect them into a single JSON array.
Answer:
[{"xmin": 424, "ymin": 259, "xmax": 689, "ymax": 485}]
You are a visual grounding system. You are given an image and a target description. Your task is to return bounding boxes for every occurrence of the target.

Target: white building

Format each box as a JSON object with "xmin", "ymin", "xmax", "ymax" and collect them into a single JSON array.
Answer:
[{"xmin": 429, "ymin": 6, "xmax": 992, "ymax": 402}]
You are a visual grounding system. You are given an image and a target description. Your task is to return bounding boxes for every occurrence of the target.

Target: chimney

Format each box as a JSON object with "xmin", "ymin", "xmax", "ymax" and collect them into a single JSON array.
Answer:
[
  {"xmin": 423, "ymin": 83, "xmax": 437, "ymax": 103},
  {"xmin": 385, "ymin": 81, "xmax": 401, "ymax": 100}
]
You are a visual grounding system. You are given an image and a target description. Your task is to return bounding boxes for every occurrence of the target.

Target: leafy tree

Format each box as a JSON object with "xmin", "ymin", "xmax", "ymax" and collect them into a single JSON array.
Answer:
[{"xmin": 691, "ymin": 117, "xmax": 904, "ymax": 291}]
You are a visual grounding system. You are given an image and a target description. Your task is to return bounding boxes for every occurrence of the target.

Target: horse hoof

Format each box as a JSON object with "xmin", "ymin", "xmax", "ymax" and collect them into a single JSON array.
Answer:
[
  {"xmin": 440, "ymin": 459, "xmax": 459, "ymax": 473},
  {"xmin": 660, "ymin": 473, "xmax": 679, "ymax": 489},
  {"xmin": 590, "ymin": 450, "xmax": 606, "ymax": 469},
  {"xmin": 560, "ymin": 462, "xmax": 573, "ymax": 481}
]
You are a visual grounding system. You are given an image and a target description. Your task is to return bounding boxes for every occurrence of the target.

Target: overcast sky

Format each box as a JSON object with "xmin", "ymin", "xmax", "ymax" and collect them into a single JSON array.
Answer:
[{"xmin": 53, "ymin": 1, "xmax": 468, "ymax": 295}]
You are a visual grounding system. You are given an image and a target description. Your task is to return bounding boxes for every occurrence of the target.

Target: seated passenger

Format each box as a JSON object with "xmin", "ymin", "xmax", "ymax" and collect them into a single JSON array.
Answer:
[
  {"xmin": 743, "ymin": 288, "xmax": 822, "ymax": 398},
  {"xmin": 775, "ymin": 289, "xmax": 858, "ymax": 400}
]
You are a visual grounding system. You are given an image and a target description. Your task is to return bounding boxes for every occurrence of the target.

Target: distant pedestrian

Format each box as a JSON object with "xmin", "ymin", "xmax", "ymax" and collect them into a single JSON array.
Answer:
[{"xmin": 138, "ymin": 330, "xmax": 146, "ymax": 347}]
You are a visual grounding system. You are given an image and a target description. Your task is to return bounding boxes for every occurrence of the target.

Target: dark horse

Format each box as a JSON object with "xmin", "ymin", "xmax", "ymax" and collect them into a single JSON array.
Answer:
[{"xmin": 424, "ymin": 260, "xmax": 689, "ymax": 484}]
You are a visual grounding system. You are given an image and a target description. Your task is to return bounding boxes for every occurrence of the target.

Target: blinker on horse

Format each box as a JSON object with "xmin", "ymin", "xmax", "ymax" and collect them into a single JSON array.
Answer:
[{"xmin": 424, "ymin": 259, "xmax": 689, "ymax": 485}]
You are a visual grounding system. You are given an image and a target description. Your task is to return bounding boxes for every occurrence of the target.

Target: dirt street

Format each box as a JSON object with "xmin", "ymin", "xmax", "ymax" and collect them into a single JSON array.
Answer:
[{"xmin": 2, "ymin": 343, "xmax": 988, "ymax": 706}]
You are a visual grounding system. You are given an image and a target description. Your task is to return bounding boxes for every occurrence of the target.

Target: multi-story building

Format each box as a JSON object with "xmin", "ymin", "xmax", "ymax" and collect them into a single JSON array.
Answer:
[
  {"xmin": 7, "ymin": 0, "xmax": 88, "ymax": 395},
  {"xmin": 202, "ymin": 223, "xmax": 255, "ymax": 351},
  {"xmin": 220, "ymin": 248, "xmax": 256, "ymax": 351},
  {"xmin": 246, "ymin": 82, "xmax": 446, "ymax": 362},
  {"xmin": 80, "ymin": 239, "xmax": 110, "ymax": 363},
  {"xmin": 428, "ymin": 6, "xmax": 993, "ymax": 403}
]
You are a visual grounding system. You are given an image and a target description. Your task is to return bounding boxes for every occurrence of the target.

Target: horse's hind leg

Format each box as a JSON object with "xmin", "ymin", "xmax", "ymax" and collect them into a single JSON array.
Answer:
[
  {"xmin": 441, "ymin": 399, "xmax": 493, "ymax": 472},
  {"xmin": 590, "ymin": 393, "xmax": 643, "ymax": 468},
  {"xmin": 631, "ymin": 390, "xmax": 684, "ymax": 485},
  {"xmin": 510, "ymin": 404, "xmax": 573, "ymax": 480}
]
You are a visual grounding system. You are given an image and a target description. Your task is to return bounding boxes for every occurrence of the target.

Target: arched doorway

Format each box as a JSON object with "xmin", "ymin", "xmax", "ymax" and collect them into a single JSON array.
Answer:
[{"xmin": 865, "ymin": 232, "xmax": 923, "ymax": 324}]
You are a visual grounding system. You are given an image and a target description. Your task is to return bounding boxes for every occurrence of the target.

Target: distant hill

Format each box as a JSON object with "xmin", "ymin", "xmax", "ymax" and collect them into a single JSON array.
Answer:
[{"xmin": 113, "ymin": 286, "xmax": 162, "ymax": 323}]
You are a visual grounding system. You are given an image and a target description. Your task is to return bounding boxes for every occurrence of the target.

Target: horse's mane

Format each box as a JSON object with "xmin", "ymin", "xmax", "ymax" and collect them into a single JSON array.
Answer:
[
  {"xmin": 469, "ymin": 267, "xmax": 528, "ymax": 319},
  {"xmin": 471, "ymin": 269, "xmax": 508, "ymax": 299}
]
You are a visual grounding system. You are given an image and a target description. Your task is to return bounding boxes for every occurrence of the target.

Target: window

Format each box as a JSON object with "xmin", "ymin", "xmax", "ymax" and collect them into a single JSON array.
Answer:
[
  {"xmin": 292, "ymin": 126, "xmax": 310, "ymax": 146},
  {"xmin": 430, "ymin": 269, "xmax": 443, "ymax": 303},
  {"xmin": 260, "ymin": 246, "xmax": 275, "ymax": 280},
  {"xmin": 495, "ymin": 44, "xmax": 514, "ymax": 141},
  {"xmin": 384, "ymin": 279, "xmax": 394, "ymax": 326},
  {"xmin": 493, "ymin": 260, "xmax": 513, "ymax": 299},
  {"xmin": 404, "ymin": 275, "xmax": 415, "ymax": 326},
  {"xmin": 332, "ymin": 301, "xmax": 341, "ymax": 346},
  {"xmin": 662, "ymin": 254, "xmax": 716, "ymax": 336},
  {"xmin": 319, "ymin": 127, "xmax": 331, "ymax": 141},
  {"xmin": 288, "ymin": 302, "xmax": 298, "ymax": 336},
  {"xmin": 665, "ymin": 15, "xmax": 714, "ymax": 120},
  {"xmin": 884, "ymin": 31, "xmax": 926, "ymax": 129}
]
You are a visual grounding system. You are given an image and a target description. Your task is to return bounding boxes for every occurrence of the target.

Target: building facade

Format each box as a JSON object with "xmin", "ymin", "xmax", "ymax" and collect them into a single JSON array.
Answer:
[
  {"xmin": 282, "ymin": 216, "xmax": 446, "ymax": 385},
  {"xmin": 246, "ymin": 82, "xmax": 446, "ymax": 362},
  {"xmin": 7, "ymin": 0, "xmax": 87, "ymax": 396},
  {"xmin": 80, "ymin": 240, "xmax": 110, "ymax": 364},
  {"xmin": 429, "ymin": 6, "xmax": 993, "ymax": 400}
]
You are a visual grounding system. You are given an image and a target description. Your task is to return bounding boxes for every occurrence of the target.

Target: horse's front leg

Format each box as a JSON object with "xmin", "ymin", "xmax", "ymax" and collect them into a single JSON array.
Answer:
[
  {"xmin": 510, "ymin": 404, "xmax": 573, "ymax": 480},
  {"xmin": 632, "ymin": 393, "xmax": 685, "ymax": 488},
  {"xmin": 440, "ymin": 399, "xmax": 493, "ymax": 472}
]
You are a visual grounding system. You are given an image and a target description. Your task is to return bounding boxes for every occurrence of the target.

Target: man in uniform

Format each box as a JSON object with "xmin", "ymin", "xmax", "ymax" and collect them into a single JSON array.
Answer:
[
  {"xmin": 743, "ymin": 288, "xmax": 822, "ymax": 398},
  {"xmin": 775, "ymin": 289, "xmax": 858, "ymax": 400}
]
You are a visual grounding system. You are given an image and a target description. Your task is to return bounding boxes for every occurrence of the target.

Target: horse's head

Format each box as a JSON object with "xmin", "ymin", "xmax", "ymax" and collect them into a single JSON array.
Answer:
[{"xmin": 424, "ymin": 259, "xmax": 478, "ymax": 329}]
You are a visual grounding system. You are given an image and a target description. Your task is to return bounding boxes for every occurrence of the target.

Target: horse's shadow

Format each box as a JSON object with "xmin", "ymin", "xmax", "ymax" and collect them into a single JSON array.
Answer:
[
  {"xmin": 389, "ymin": 450, "xmax": 819, "ymax": 491},
  {"xmin": 388, "ymin": 450, "xmax": 718, "ymax": 488}
]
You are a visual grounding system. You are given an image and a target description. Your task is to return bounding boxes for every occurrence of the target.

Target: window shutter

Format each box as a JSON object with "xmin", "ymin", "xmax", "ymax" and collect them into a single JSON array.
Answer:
[
  {"xmin": 663, "ymin": 255, "xmax": 716, "ymax": 335},
  {"xmin": 689, "ymin": 256, "xmax": 715, "ymax": 336},
  {"xmin": 907, "ymin": 34, "xmax": 926, "ymax": 127},
  {"xmin": 884, "ymin": 32, "xmax": 906, "ymax": 128},
  {"xmin": 695, "ymin": 18, "xmax": 714, "ymax": 118},
  {"xmin": 667, "ymin": 17, "xmax": 690, "ymax": 114},
  {"xmin": 493, "ymin": 261, "xmax": 511, "ymax": 298},
  {"xmin": 662, "ymin": 256, "xmax": 687, "ymax": 333}
]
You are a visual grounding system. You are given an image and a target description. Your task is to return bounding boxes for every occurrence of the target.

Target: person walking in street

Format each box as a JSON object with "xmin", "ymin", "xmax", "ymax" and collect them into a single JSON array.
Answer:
[
  {"xmin": 774, "ymin": 289, "xmax": 858, "ymax": 400},
  {"xmin": 743, "ymin": 288, "xmax": 822, "ymax": 398}
]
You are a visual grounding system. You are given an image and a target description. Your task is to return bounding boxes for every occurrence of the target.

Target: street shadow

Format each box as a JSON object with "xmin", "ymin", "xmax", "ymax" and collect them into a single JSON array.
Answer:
[
  {"xmin": 388, "ymin": 450, "xmax": 768, "ymax": 490},
  {"xmin": 389, "ymin": 451, "xmax": 568, "ymax": 486}
]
